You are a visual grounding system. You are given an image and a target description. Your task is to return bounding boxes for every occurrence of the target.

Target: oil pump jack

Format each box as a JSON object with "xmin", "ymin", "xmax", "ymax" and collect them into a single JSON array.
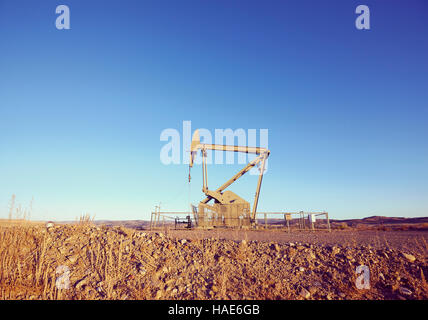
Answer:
[{"xmin": 188, "ymin": 130, "xmax": 270, "ymax": 228}]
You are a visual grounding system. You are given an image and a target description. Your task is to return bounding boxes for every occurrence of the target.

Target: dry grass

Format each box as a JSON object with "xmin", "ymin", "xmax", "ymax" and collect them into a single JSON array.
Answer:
[
  {"xmin": 362, "ymin": 223, "xmax": 428, "ymax": 232},
  {"xmin": 6, "ymin": 194, "xmax": 33, "ymax": 221},
  {"xmin": 0, "ymin": 222, "xmax": 155, "ymax": 299},
  {"xmin": 0, "ymin": 224, "xmax": 47, "ymax": 298},
  {"xmin": 77, "ymin": 213, "xmax": 95, "ymax": 225},
  {"xmin": 334, "ymin": 222, "xmax": 350, "ymax": 230}
]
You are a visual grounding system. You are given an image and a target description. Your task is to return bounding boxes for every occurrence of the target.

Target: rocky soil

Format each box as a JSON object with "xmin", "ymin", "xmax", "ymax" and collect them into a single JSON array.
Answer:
[
  {"xmin": 1, "ymin": 224, "xmax": 427, "ymax": 300},
  {"xmin": 167, "ymin": 228, "xmax": 428, "ymax": 252}
]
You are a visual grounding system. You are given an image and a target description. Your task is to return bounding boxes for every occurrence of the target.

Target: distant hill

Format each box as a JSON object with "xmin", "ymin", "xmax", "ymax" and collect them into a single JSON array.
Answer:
[{"xmin": 331, "ymin": 216, "xmax": 428, "ymax": 225}]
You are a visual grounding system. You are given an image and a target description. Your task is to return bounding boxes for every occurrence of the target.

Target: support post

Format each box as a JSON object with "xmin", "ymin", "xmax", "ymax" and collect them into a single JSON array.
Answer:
[
  {"xmin": 326, "ymin": 212, "xmax": 331, "ymax": 232},
  {"xmin": 299, "ymin": 211, "xmax": 304, "ymax": 230}
]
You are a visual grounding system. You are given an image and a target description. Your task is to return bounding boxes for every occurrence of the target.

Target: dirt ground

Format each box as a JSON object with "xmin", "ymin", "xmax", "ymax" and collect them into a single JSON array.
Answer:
[
  {"xmin": 1, "ymin": 222, "xmax": 427, "ymax": 300},
  {"xmin": 160, "ymin": 228, "xmax": 428, "ymax": 252}
]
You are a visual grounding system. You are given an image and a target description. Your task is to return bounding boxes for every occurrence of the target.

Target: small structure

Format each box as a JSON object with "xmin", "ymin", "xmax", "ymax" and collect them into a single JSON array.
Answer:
[
  {"xmin": 281, "ymin": 211, "xmax": 331, "ymax": 232},
  {"xmin": 192, "ymin": 203, "xmax": 252, "ymax": 228},
  {"xmin": 174, "ymin": 215, "xmax": 192, "ymax": 229}
]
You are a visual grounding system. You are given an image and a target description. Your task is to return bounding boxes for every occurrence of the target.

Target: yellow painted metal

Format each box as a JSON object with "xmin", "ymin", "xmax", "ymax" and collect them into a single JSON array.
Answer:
[{"xmin": 189, "ymin": 129, "xmax": 270, "ymax": 227}]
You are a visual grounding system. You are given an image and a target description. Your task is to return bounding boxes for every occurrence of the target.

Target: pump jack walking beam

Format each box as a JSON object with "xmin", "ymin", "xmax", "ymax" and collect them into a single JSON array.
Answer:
[{"xmin": 189, "ymin": 130, "xmax": 270, "ymax": 221}]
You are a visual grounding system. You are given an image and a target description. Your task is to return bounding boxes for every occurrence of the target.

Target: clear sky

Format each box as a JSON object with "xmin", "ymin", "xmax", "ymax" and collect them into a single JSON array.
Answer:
[{"xmin": 1, "ymin": 0, "xmax": 427, "ymax": 221}]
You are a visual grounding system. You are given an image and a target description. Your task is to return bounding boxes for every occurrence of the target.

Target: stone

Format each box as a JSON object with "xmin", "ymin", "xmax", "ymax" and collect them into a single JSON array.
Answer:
[
  {"xmin": 307, "ymin": 250, "xmax": 316, "ymax": 260},
  {"xmin": 58, "ymin": 246, "xmax": 69, "ymax": 255},
  {"xmin": 308, "ymin": 286, "xmax": 317, "ymax": 295},
  {"xmin": 46, "ymin": 222, "xmax": 55, "ymax": 229},
  {"xmin": 331, "ymin": 246, "xmax": 340, "ymax": 255},
  {"xmin": 399, "ymin": 287, "xmax": 412, "ymax": 296},
  {"xmin": 402, "ymin": 253, "xmax": 416, "ymax": 263},
  {"xmin": 67, "ymin": 254, "xmax": 78, "ymax": 264},
  {"xmin": 96, "ymin": 282, "xmax": 104, "ymax": 293},
  {"xmin": 299, "ymin": 287, "xmax": 310, "ymax": 299}
]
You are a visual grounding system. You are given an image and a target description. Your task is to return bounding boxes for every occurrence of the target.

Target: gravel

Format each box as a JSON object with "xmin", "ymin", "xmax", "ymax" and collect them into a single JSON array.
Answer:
[{"xmin": 1, "ymin": 224, "xmax": 427, "ymax": 300}]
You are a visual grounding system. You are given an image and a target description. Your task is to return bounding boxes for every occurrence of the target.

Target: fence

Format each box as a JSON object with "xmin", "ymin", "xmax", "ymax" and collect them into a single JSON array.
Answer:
[
  {"xmin": 257, "ymin": 211, "xmax": 331, "ymax": 232},
  {"xmin": 150, "ymin": 208, "xmax": 330, "ymax": 232}
]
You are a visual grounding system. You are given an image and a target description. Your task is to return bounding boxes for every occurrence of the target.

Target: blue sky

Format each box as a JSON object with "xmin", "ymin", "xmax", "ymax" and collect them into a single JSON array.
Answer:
[{"xmin": 1, "ymin": 0, "xmax": 427, "ymax": 221}]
